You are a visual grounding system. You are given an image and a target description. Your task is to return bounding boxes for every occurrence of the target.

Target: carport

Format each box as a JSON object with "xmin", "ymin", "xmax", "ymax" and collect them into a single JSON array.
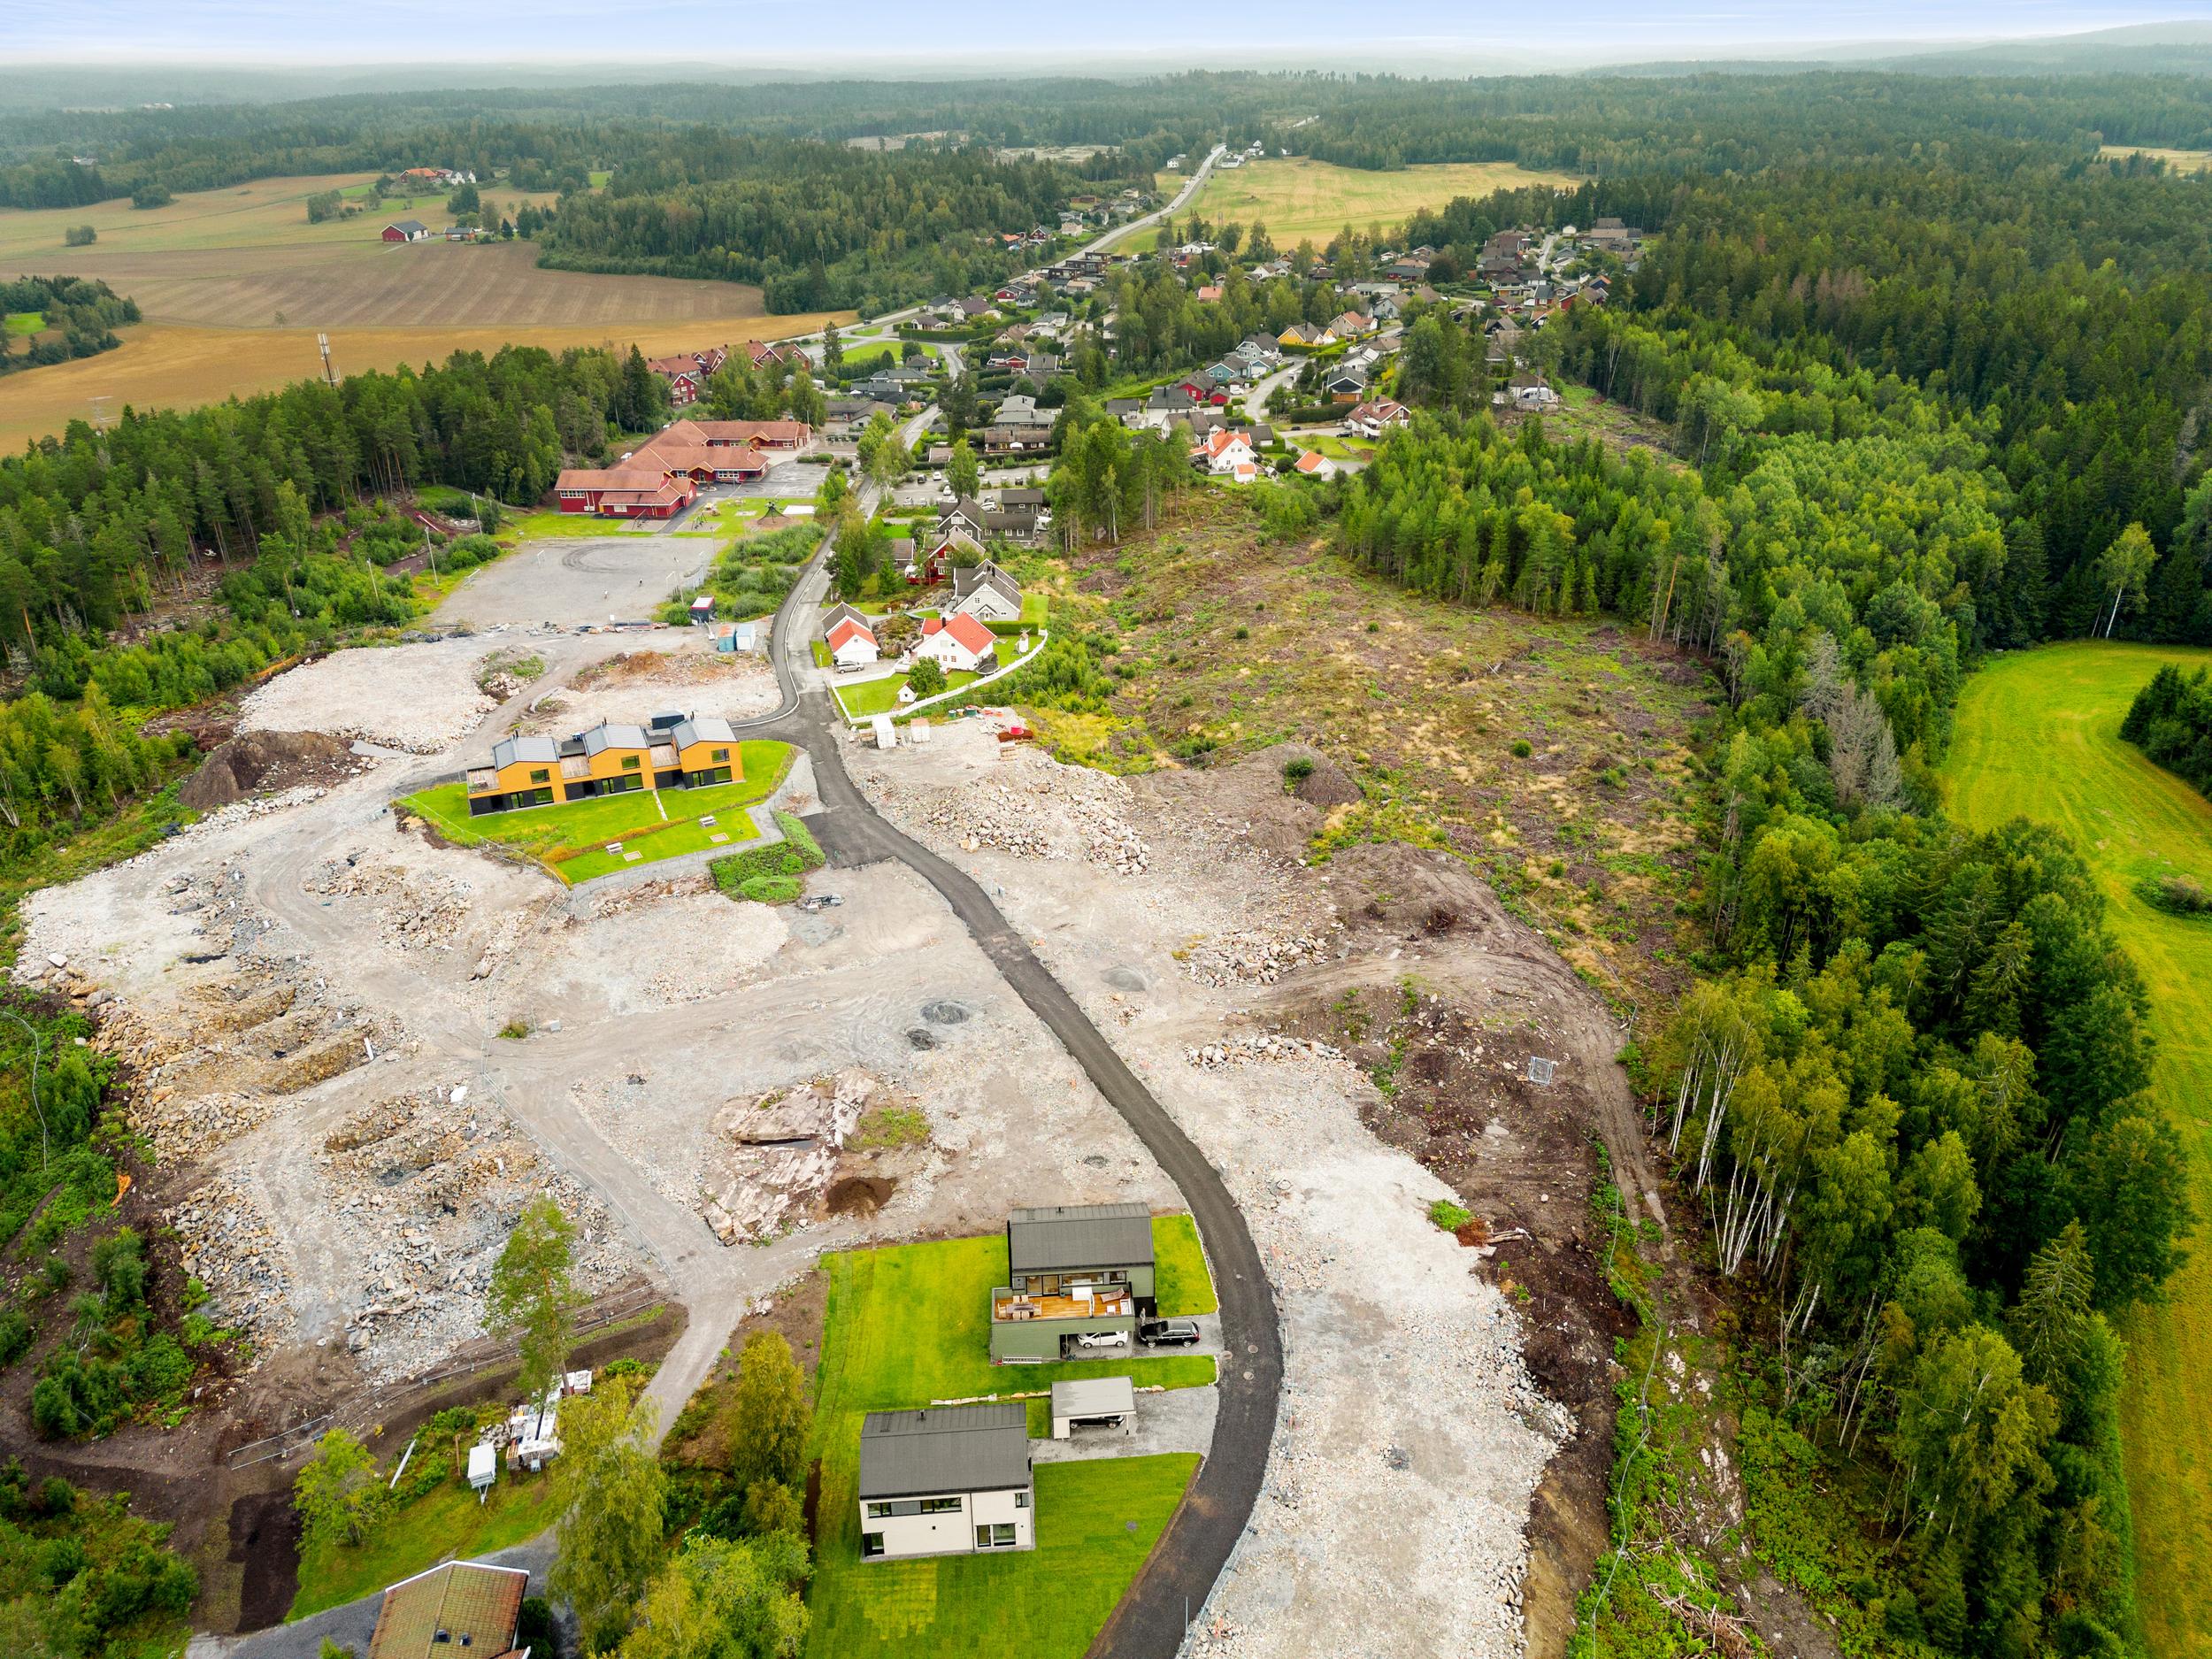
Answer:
[{"xmin": 1050, "ymin": 1376, "xmax": 1135, "ymax": 1440}]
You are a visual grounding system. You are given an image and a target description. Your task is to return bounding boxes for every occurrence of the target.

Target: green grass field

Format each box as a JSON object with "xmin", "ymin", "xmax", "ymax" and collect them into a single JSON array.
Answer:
[
  {"xmin": 833, "ymin": 670, "xmax": 979, "ymax": 719},
  {"xmin": 399, "ymin": 740, "xmax": 791, "ymax": 884},
  {"xmin": 289, "ymin": 1471, "xmax": 561, "ymax": 1620},
  {"xmin": 3, "ymin": 311, "xmax": 42, "ymax": 336},
  {"xmin": 801, "ymin": 1225, "xmax": 1215, "ymax": 1659},
  {"xmin": 1942, "ymin": 640, "xmax": 2212, "ymax": 1659}
]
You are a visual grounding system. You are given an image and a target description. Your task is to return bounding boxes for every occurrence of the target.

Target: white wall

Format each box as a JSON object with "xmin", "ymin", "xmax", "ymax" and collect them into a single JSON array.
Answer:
[{"xmin": 861, "ymin": 1487, "xmax": 1034, "ymax": 1560}]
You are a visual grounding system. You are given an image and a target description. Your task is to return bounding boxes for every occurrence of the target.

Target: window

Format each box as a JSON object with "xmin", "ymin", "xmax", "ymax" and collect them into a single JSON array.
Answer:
[
  {"xmin": 976, "ymin": 1522, "xmax": 1018, "ymax": 1549},
  {"xmin": 861, "ymin": 1532, "xmax": 885, "ymax": 1558},
  {"xmin": 711, "ymin": 748, "xmax": 729, "ymax": 762},
  {"xmin": 620, "ymin": 755, "xmax": 641, "ymax": 771},
  {"xmin": 1014, "ymin": 1491, "xmax": 1029, "ymax": 1509},
  {"xmin": 919, "ymin": 1496, "xmax": 964, "ymax": 1514},
  {"xmin": 529, "ymin": 768, "xmax": 549, "ymax": 784}
]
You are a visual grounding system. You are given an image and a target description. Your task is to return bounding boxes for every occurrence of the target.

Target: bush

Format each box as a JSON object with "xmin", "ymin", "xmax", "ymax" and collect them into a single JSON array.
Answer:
[
  {"xmin": 1428, "ymin": 1199, "xmax": 1473, "ymax": 1233},
  {"xmin": 709, "ymin": 812, "xmax": 826, "ymax": 898},
  {"xmin": 517, "ymin": 1597, "xmax": 562, "ymax": 1659},
  {"xmin": 65, "ymin": 224, "xmax": 96, "ymax": 247},
  {"xmin": 906, "ymin": 657, "xmax": 947, "ymax": 696},
  {"xmin": 1282, "ymin": 756, "xmax": 1314, "ymax": 790},
  {"xmin": 1510, "ymin": 738, "xmax": 1534, "ymax": 758},
  {"xmin": 738, "ymin": 875, "xmax": 801, "ymax": 904},
  {"xmin": 2138, "ymin": 873, "xmax": 2212, "ymax": 916},
  {"xmin": 0, "ymin": 1308, "xmax": 30, "ymax": 1368}
]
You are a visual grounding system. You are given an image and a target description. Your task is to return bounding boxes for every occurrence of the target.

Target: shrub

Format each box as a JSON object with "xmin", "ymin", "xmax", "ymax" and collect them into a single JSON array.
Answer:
[
  {"xmin": 906, "ymin": 656, "xmax": 947, "ymax": 696},
  {"xmin": 64, "ymin": 224, "xmax": 96, "ymax": 247},
  {"xmin": 1282, "ymin": 756, "xmax": 1315, "ymax": 790},
  {"xmin": 1428, "ymin": 1199, "xmax": 1473, "ymax": 1233},
  {"xmin": 709, "ymin": 815, "xmax": 824, "ymax": 897},
  {"xmin": 0, "ymin": 1308, "xmax": 30, "ymax": 1368},
  {"xmin": 2138, "ymin": 873, "xmax": 2212, "ymax": 916},
  {"xmin": 1511, "ymin": 738, "xmax": 1534, "ymax": 758},
  {"xmin": 739, "ymin": 875, "xmax": 801, "ymax": 904}
]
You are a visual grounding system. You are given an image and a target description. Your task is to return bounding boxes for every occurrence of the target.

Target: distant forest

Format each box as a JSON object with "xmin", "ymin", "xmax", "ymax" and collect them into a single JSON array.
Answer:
[{"xmin": 0, "ymin": 276, "xmax": 135, "ymax": 375}]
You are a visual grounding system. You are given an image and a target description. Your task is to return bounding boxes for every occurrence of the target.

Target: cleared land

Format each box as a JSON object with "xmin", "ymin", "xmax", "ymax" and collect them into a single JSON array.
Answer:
[
  {"xmin": 1123, "ymin": 157, "xmax": 1582, "ymax": 250},
  {"xmin": 0, "ymin": 173, "xmax": 847, "ymax": 445},
  {"xmin": 401, "ymin": 739, "xmax": 792, "ymax": 885},
  {"xmin": 802, "ymin": 1230, "xmax": 1215, "ymax": 1659},
  {"xmin": 2101, "ymin": 144, "xmax": 2212, "ymax": 173},
  {"xmin": 1942, "ymin": 640, "xmax": 2212, "ymax": 1659}
]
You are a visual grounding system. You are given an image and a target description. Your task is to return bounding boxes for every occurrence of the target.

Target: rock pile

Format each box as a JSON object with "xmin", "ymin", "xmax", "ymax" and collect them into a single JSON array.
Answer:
[
  {"xmin": 168, "ymin": 1176, "xmax": 293, "ymax": 1350},
  {"xmin": 1186, "ymin": 1033, "xmax": 1344, "ymax": 1068},
  {"xmin": 1179, "ymin": 929, "xmax": 1335, "ymax": 987},
  {"xmin": 306, "ymin": 854, "xmax": 476, "ymax": 954},
  {"xmin": 903, "ymin": 772, "xmax": 1152, "ymax": 876},
  {"xmin": 700, "ymin": 1070, "xmax": 877, "ymax": 1245}
]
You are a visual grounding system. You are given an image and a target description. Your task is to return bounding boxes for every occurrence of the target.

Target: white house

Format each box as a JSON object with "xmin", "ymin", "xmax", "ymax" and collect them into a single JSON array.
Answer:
[
  {"xmin": 858, "ymin": 1403, "xmax": 1034, "ymax": 1561},
  {"xmin": 1191, "ymin": 428, "xmax": 1258, "ymax": 476},
  {"xmin": 950, "ymin": 560, "xmax": 1025, "ymax": 625},
  {"xmin": 915, "ymin": 611, "xmax": 997, "ymax": 674},
  {"xmin": 827, "ymin": 615, "xmax": 879, "ymax": 668},
  {"xmin": 1294, "ymin": 449, "xmax": 1337, "ymax": 480}
]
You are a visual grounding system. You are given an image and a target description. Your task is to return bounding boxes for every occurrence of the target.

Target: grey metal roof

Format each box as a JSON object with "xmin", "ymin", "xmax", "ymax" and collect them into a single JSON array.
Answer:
[
  {"xmin": 672, "ymin": 715, "xmax": 737, "ymax": 749},
  {"xmin": 1008, "ymin": 1202, "xmax": 1155, "ymax": 1275},
  {"xmin": 1051, "ymin": 1377, "xmax": 1134, "ymax": 1418},
  {"xmin": 857, "ymin": 1403, "xmax": 1031, "ymax": 1499},
  {"xmin": 582, "ymin": 723, "xmax": 648, "ymax": 756},
  {"xmin": 490, "ymin": 734, "xmax": 559, "ymax": 770}
]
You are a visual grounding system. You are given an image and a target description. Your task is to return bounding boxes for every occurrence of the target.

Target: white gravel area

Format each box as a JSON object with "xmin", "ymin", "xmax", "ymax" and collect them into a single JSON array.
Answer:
[
  {"xmin": 543, "ymin": 891, "xmax": 792, "ymax": 1013},
  {"xmin": 239, "ymin": 638, "xmax": 497, "ymax": 752}
]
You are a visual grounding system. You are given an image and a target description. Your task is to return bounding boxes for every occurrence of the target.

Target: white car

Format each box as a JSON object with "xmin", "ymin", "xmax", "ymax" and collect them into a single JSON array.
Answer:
[{"xmin": 1073, "ymin": 1331, "xmax": 1129, "ymax": 1349}]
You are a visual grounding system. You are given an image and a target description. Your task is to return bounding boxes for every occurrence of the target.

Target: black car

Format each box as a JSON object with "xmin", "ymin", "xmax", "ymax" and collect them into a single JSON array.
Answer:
[{"xmin": 1137, "ymin": 1318, "xmax": 1202, "ymax": 1348}]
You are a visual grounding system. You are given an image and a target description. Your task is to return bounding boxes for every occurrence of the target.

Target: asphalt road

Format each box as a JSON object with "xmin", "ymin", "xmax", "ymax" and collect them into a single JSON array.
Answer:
[{"xmin": 736, "ymin": 485, "xmax": 1284, "ymax": 1658}]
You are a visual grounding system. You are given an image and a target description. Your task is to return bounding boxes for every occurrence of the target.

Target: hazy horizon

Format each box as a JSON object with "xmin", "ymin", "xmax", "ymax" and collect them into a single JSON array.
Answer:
[{"xmin": 16, "ymin": 2, "xmax": 2212, "ymax": 73}]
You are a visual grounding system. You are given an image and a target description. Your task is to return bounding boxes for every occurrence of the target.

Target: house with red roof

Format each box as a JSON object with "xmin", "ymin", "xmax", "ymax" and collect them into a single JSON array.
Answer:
[
  {"xmin": 1190, "ymin": 428, "xmax": 1259, "ymax": 478},
  {"xmin": 1294, "ymin": 449, "xmax": 1337, "ymax": 480},
  {"xmin": 915, "ymin": 611, "xmax": 999, "ymax": 675},
  {"xmin": 827, "ymin": 614, "xmax": 880, "ymax": 668}
]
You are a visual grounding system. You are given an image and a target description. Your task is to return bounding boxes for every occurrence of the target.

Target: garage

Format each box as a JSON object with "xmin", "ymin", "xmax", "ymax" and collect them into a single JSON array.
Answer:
[{"xmin": 1050, "ymin": 1376, "xmax": 1135, "ymax": 1440}]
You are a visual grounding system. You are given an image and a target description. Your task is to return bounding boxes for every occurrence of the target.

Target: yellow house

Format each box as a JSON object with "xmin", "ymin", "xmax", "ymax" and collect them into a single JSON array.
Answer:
[{"xmin": 465, "ymin": 711, "xmax": 741, "ymax": 816}]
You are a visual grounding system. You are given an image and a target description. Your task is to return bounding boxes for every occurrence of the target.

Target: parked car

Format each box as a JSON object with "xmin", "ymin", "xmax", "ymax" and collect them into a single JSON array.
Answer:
[
  {"xmin": 1138, "ymin": 1318, "xmax": 1202, "ymax": 1348},
  {"xmin": 1072, "ymin": 1330, "xmax": 1129, "ymax": 1350}
]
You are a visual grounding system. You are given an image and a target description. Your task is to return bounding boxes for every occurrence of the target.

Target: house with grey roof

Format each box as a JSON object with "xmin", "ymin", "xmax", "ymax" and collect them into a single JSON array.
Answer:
[
  {"xmin": 951, "ymin": 557, "xmax": 1025, "ymax": 624},
  {"xmin": 857, "ymin": 1403, "xmax": 1033, "ymax": 1560},
  {"xmin": 990, "ymin": 1202, "xmax": 1156, "ymax": 1362}
]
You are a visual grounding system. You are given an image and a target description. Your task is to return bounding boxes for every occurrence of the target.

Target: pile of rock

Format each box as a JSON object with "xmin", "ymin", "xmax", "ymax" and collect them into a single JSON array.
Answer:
[
  {"xmin": 1179, "ymin": 929, "xmax": 1335, "ymax": 987},
  {"xmin": 306, "ymin": 854, "xmax": 474, "ymax": 954},
  {"xmin": 700, "ymin": 1070, "xmax": 876, "ymax": 1245},
  {"xmin": 1186, "ymin": 1033, "xmax": 1344, "ymax": 1069},
  {"xmin": 168, "ymin": 1176, "xmax": 293, "ymax": 1352}
]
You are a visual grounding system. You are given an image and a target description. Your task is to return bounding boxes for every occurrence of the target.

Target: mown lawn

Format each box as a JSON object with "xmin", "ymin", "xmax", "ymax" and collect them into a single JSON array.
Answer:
[
  {"xmin": 804, "ymin": 1455, "xmax": 1197, "ymax": 1659},
  {"xmin": 801, "ymin": 1225, "xmax": 1215, "ymax": 1659},
  {"xmin": 398, "ymin": 740, "xmax": 790, "ymax": 884},
  {"xmin": 1942, "ymin": 640, "xmax": 2212, "ymax": 1658},
  {"xmin": 833, "ymin": 670, "xmax": 978, "ymax": 719},
  {"xmin": 289, "ymin": 1472, "xmax": 561, "ymax": 1620},
  {"xmin": 4, "ymin": 311, "xmax": 43, "ymax": 336},
  {"xmin": 1150, "ymin": 1213, "xmax": 1218, "ymax": 1317}
]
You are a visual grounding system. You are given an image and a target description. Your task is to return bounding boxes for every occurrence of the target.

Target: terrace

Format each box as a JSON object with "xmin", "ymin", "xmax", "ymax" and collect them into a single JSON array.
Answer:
[{"xmin": 991, "ymin": 1286, "xmax": 1134, "ymax": 1324}]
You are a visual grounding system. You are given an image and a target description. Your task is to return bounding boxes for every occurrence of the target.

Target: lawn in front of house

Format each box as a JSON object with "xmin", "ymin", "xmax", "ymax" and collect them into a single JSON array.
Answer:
[
  {"xmin": 800, "ymin": 1225, "xmax": 1216, "ymax": 1659},
  {"xmin": 289, "ymin": 1471, "xmax": 561, "ymax": 1620},
  {"xmin": 398, "ymin": 740, "xmax": 791, "ymax": 884},
  {"xmin": 833, "ymin": 670, "xmax": 978, "ymax": 719}
]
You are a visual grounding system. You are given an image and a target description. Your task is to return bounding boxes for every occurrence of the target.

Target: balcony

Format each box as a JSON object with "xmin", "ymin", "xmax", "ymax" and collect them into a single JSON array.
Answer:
[{"xmin": 992, "ymin": 1286, "xmax": 1133, "ymax": 1323}]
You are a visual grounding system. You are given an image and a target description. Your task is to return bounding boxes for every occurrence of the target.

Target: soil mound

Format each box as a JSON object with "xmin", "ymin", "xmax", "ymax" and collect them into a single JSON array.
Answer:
[
  {"xmin": 1329, "ymin": 841, "xmax": 1512, "ymax": 941},
  {"xmin": 180, "ymin": 730, "xmax": 357, "ymax": 811}
]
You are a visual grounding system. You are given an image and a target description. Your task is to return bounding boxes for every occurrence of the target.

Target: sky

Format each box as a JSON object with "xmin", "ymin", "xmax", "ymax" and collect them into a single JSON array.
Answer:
[{"xmin": 14, "ymin": 1, "xmax": 2212, "ymax": 68}]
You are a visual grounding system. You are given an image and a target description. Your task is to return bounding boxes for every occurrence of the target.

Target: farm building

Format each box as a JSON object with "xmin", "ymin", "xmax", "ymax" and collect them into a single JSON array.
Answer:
[
  {"xmin": 465, "ymin": 711, "xmax": 743, "ymax": 816},
  {"xmin": 365, "ymin": 1561, "xmax": 527, "ymax": 1659},
  {"xmin": 989, "ymin": 1201, "xmax": 1155, "ymax": 1362},
  {"xmin": 380, "ymin": 219, "xmax": 432, "ymax": 243},
  {"xmin": 857, "ymin": 1403, "xmax": 1034, "ymax": 1560}
]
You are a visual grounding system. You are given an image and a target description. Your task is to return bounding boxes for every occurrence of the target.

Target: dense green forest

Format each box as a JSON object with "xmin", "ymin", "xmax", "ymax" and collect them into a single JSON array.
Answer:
[
  {"xmin": 2121, "ymin": 662, "xmax": 2212, "ymax": 799},
  {"xmin": 0, "ymin": 1462, "xmax": 196, "ymax": 1655}
]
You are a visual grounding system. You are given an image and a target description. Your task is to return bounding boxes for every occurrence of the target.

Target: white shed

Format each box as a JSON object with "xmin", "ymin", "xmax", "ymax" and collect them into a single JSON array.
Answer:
[
  {"xmin": 871, "ymin": 714, "xmax": 896, "ymax": 749},
  {"xmin": 1050, "ymin": 1375, "xmax": 1135, "ymax": 1440},
  {"xmin": 467, "ymin": 1440, "xmax": 497, "ymax": 1502}
]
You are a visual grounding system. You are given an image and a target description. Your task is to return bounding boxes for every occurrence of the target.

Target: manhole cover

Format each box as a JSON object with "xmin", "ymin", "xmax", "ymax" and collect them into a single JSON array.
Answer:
[
  {"xmin": 921, "ymin": 1001, "xmax": 971, "ymax": 1025},
  {"xmin": 1527, "ymin": 1056, "xmax": 1557, "ymax": 1086},
  {"xmin": 905, "ymin": 1028, "xmax": 937, "ymax": 1051}
]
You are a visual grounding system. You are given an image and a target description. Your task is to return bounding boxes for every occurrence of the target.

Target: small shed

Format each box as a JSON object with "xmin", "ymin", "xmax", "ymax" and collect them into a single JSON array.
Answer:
[
  {"xmin": 1050, "ymin": 1376, "xmax": 1135, "ymax": 1439},
  {"xmin": 871, "ymin": 714, "xmax": 896, "ymax": 749},
  {"xmin": 688, "ymin": 594, "xmax": 716, "ymax": 624},
  {"xmin": 466, "ymin": 1440, "xmax": 497, "ymax": 1502}
]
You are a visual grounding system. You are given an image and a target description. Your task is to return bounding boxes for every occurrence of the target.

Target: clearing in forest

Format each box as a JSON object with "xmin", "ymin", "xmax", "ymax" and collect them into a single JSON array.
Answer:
[
  {"xmin": 1127, "ymin": 156, "xmax": 1581, "ymax": 249},
  {"xmin": 2099, "ymin": 144, "xmax": 2212, "ymax": 173},
  {"xmin": 1942, "ymin": 639, "xmax": 2212, "ymax": 1659}
]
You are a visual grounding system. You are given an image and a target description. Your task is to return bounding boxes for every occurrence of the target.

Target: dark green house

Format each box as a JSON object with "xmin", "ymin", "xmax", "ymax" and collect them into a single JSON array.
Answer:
[{"xmin": 988, "ymin": 1202, "xmax": 1156, "ymax": 1363}]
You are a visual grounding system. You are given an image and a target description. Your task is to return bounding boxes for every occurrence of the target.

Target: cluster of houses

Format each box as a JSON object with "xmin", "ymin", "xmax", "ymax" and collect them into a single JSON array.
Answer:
[
  {"xmin": 463, "ymin": 710, "xmax": 747, "ymax": 817},
  {"xmin": 379, "ymin": 218, "xmax": 494, "ymax": 244},
  {"xmin": 397, "ymin": 165, "xmax": 477, "ymax": 188},
  {"xmin": 856, "ymin": 1202, "xmax": 1167, "ymax": 1563},
  {"xmin": 552, "ymin": 416, "xmax": 812, "ymax": 518},
  {"xmin": 642, "ymin": 340, "xmax": 810, "ymax": 406}
]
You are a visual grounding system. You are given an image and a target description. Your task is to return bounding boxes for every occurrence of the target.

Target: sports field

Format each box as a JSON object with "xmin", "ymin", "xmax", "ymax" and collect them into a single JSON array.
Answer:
[
  {"xmin": 0, "ymin": 173, "xmax": 848, "ymax": 445},
  {"xmin": 1119, "ymin": 156, "xmax": 1581, "ymax": 250},
  {"xmin": 1943, "ymin": 640, "xmax": 2212, "ymax": 1659}
]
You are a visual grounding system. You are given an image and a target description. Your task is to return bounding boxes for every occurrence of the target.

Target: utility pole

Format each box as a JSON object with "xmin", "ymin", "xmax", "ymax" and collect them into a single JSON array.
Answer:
[{"xmin": 318, "ymin": 332, "xmax": 340, "ymax": 389}]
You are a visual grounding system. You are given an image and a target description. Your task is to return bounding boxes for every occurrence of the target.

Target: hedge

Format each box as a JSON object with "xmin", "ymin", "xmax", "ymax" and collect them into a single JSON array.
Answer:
[
  {"xmin": 739, "ymin": 875, "xmax": 802, "ymax": 904},
  {"xmin": 709, "ymin": 810, "xmax": 826, "ymax": 898}
]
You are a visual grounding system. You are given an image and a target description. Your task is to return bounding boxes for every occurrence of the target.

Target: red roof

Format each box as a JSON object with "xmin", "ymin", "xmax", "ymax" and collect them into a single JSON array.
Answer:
[
  {"xmin": 826, "ymin": 617, "xmax": 876, "ymax": 650},
  {"xmin": 689, "ymin": 419, "xmax": 812, "ymax": 447},
  {"xmin": 1294, "ymin": 449, "xmax": 1329, "ymax": 472},
  {"xmin": 936, "ymin": 611, "xmax": 995, "ymax": 655}
]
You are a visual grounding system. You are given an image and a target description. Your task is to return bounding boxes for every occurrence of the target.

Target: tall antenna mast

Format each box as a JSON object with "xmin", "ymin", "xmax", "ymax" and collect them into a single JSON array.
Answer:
[
  {"xmin": 88, "ymin": 395, "xmax": 111, "ymax": 432},
  {"xmin": 318, "ymin": 332, "xmax": 340, "ymax": 388}
]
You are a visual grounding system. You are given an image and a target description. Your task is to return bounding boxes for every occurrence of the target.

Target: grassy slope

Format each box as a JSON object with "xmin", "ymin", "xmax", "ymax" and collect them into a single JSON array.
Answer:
[
  {"xmin": 802, "ymin": 1225, "xmax": 1217, "ymax": 1659},
  {"xmin": 833, "ymin": 670, "xmax": 979, "ymax": 719},
  {"xmin": 1941, "ymin": 639, "xmax": 2212, "ymax": 1659},
  {"xmin": 288, "ymin": 1474, "xmax": 562, "ymax": 1620}
]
